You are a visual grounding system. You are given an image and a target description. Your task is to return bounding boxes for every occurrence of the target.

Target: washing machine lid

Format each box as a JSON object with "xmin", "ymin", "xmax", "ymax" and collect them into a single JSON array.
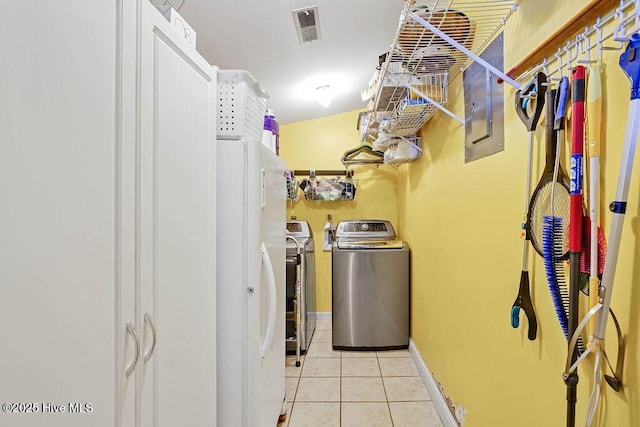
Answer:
[
  {"xmin": 336, "ymin": 239, "xmax": 405, "ymax": 249},
  {"xmin": 334, "ymin": 220, "xmax": 396, "ymax": 241}
]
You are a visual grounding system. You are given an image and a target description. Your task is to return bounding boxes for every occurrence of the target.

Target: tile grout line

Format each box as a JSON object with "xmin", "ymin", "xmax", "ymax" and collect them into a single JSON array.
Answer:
[
  {"xmin": 290, "ymin": 351, "xmax": 302, "ymax": 426},
  {"xmin": 339, "ymin": 333, "xmax": 342, "ymax": 427},
  {"xmin": 378, "ymin": 352, "xmax": 395, "ymax": 427}
]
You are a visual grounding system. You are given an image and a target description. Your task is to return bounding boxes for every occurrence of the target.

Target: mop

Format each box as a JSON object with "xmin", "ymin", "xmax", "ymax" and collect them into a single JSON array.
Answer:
[{"xmin": 564, "ymin": 64, "xmax": 586, "ymax": 427}]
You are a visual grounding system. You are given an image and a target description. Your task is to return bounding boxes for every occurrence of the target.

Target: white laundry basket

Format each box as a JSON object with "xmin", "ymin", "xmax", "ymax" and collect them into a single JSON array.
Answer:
[{"xmin": 217, "ymin": 70, "xmax": 269, "ymax": 140}]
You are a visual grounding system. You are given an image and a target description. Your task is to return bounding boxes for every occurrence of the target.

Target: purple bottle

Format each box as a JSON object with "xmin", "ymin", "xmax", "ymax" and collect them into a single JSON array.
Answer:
[{"xmin": 263, "ymin": 109, "xmax": 279, "ymax": 155}]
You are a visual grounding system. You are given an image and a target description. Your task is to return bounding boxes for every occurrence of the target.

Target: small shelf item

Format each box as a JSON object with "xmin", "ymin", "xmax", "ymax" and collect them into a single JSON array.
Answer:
[
  {"xmin": 285, "ymin": 170, "xmax": 299, "ymax": 201},
  {"xmin": 293, "ymin": 170, "xmax": 358, "ymax": 201},
  {"xmin": 372, "ymin": 135, "xmax": 422, "ymax": 164},
  {"xmin": 361, "ymin": 0, "xmax": 520, "ymax": 143}
]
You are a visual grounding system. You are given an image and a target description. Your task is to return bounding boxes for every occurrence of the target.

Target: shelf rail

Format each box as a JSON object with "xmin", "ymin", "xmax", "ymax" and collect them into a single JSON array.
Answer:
[
  {"xmin": 292, "ymin": 169, "xmax": 355, "ymax": 177},
  {"xmin": 516, "ymin": 0, "xmax": 640, "ymax": 83}
]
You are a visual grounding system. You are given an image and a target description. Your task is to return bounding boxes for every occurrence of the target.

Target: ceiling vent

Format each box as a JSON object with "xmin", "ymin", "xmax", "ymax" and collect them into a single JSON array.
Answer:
[{"xmin": 292, "ymin": 6, "xmax": 321, "ymax": 43}]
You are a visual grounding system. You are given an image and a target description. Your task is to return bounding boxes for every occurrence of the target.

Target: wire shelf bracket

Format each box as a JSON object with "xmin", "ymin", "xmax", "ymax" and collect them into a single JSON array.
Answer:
[{"xmin": 404, "ymin": 82, "xmax": 463, "ymax": 124}]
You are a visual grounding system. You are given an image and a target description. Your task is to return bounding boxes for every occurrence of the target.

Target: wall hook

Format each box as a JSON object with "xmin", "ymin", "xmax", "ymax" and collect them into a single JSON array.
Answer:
[
  {"xmin": 598, "ymin": 7, "xmax": 625, "ymax": 51},
  {"xmin": 578, "ymin": 27, "xmax": 596, "ymax": 64},
  {"xmin": 573, "ymin": 34, "xmax": 582, "ymax": 62},
  {"xmin": 541, "ymin": 57, "xmax": 549, "ymax": 77},
  {"xmin": 565, "ymin": 40, "xmax": 574, "ymax": 70},
  {"xmin": 554, "ymin": 47, "xmax": 564, "ymax": 79},
  {"xmin": 541, "ymin": 58, "xmax": 555, "ymax": 86},
  {"xmin": 613, "ymin": 6, "xmax": 631, "ymax": 43},
  {"xmin": 594, "ymin": 17, "xmax": 604, "ymax": 61}
]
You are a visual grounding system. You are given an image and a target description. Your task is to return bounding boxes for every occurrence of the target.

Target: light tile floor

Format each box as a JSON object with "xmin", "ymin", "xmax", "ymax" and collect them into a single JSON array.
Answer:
[{"xmin": 278, "ymin": 319, "xmax": 444, "ymax": 427}]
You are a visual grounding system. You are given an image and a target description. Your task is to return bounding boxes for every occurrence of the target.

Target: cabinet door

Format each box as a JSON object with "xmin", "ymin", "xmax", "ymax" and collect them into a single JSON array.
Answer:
[
  {"xmin": 137, "ymin": 2, "xmax": 217, "ymax": 426},
  {"xmin": 0, "ymin": 1, "xmax": 136, "ymax": 427}
]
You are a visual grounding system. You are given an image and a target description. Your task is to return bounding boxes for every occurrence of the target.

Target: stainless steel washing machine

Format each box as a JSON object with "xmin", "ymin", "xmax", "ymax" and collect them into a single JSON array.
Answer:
[
  {"xmin": 332, "ymin": 219, "xmax": 409, "ymax": 350},
  {"xmin": 286, "ymin": 220, "xmax": 316, "ymax": 352}
]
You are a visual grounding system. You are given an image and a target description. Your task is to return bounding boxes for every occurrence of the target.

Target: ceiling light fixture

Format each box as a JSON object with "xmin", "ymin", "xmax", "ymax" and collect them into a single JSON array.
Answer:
[{"xmin": 316, "ymin": 85, "xmax": 331, "ymax": 108}]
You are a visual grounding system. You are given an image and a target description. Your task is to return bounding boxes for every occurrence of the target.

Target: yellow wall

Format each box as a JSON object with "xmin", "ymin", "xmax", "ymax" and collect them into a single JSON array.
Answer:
[
  {"xmin": 280, "ymin": 1, "xmax": 640, "ymax": 425},
  {"xmin": 280, "ymin": 111, "xmax": 398, "ymax": 312},
  {"xmin": 398, "ymin": 1, "xmax": 640, "ymax": 426}
]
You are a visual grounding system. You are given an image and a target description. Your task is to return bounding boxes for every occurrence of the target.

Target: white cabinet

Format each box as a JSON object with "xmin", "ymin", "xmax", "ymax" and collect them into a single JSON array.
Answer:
[
  {"xmin": 0, "ymin": 2, "xmax": 127, "ymax": 426},
  {"xmin": 137, "ymin": 2, "xmax": 217, "ymax": 426},
  {"xmin": 0, "ymin": 2, "xmax": 216, "ymax": 426}
]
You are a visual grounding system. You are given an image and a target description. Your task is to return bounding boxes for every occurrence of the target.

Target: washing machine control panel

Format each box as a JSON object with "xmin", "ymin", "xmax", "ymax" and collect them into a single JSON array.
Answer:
[{"xmin": 335, "ymin": 220, "xmax": 396, "ymax": 241}]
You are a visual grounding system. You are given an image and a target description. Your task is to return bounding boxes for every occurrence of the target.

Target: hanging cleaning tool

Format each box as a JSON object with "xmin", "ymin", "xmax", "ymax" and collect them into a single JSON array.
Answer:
[
  {"xmin": 540, "ymin": 88, "xmax": 577, "ymax": 347},
  {"xmin": 586, "ymin": 61, "xmax": 604, "ymax": 349},
  {"xmin": 564, "ymin": 36, "xmax": 627, "ymax": 427},
  {"xmin": 579, "ymin": 31, "xmax": 607, "ymax": 300},
  {"xmin": 593, "ymin": 34, "xmax": 640, "ymax": 393},
  {"xmin": 593, "ymin": 31, "xmax": 640, "ymax": 392},
  {"xmin": 555, "ymin": 76, "xmax": 570, "ymax": 140},
  {"xmin": 565, "ymin": 64, "xmax": 586, "ymax": 427},
  {"xmin": 511, "ymin": 72, "xmax": 547, "ymax": 341},
  {"xmin": 583, "ymin": 59, "xmax": 605, "ymax": 427}
]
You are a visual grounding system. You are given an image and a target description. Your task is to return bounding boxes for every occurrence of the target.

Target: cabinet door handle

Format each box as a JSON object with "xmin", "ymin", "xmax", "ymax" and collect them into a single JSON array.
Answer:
[
  {"xmin": 125, "ymin": 322, "xmax": 140, "ymax": 378},
  {"xmin": 143, "ymin": 313, "xmax": 157, "ymax": 363}
]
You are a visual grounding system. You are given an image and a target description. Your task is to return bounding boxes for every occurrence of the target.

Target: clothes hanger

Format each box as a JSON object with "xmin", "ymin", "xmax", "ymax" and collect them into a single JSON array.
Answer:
[{"xmin": 340, "ymin": 143, "xmax": 385, "ymax": 166}]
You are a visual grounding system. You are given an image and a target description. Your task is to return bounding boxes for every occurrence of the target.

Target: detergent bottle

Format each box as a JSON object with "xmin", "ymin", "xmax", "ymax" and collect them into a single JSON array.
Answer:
[{"xmin": 263, "ymin": 109, "xmax": 279, "ymax": 155}]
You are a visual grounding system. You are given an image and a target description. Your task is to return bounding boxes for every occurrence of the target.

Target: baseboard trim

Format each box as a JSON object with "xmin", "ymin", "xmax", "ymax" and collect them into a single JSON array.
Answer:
[
  {"xmin": 315, "ymin": 312, "xmax": 332, "ymax": 321},
  {"xmin": 409, "ymin": 339, "xmax": 459, "ymax": 427}
]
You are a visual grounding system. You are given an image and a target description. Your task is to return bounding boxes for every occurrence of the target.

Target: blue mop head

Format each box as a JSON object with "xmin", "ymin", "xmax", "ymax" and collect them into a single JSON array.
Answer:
[{"xmin": 543, "ymin": 215, "xmax": 569, "ymax": 339}]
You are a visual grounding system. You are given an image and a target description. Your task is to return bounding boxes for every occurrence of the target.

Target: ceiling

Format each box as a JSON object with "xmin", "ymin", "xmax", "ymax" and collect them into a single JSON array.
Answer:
[{"xmin": 159, "ymin": 0, "xmax": 404, "ymax": 125}]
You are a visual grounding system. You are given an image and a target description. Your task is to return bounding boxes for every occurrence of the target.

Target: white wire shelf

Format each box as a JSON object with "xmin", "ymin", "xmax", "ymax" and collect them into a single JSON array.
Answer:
[
  {"xmin": 361, "ymin": 0, "xmax": 519, "ymax": 143},
  {"xmin": 300, "ymin": 178, "xmax": 359, "ymax": 202},
  {"xmin": 288, "ymin": 170, "xmax": 359, "ymax": 201}
]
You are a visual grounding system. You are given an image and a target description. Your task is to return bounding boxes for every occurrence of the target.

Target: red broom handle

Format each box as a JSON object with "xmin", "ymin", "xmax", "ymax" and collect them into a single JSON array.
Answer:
[{"xmin": 570, "ymin": 66, "xmax": 586, "ymax": 251}]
